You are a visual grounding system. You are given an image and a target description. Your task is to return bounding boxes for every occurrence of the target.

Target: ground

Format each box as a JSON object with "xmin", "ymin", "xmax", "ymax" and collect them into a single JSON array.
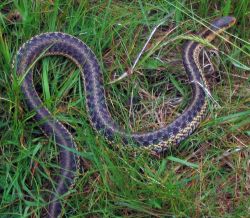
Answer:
[{"xmin": 0, "ymin": 1, "xmax": 249, "ymax": 217}]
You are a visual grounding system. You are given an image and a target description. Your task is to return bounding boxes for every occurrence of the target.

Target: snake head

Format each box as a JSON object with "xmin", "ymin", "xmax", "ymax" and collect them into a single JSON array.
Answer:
[{"xmin": 211, "ymin": 16, "xmax": 236, "ymax": 31}]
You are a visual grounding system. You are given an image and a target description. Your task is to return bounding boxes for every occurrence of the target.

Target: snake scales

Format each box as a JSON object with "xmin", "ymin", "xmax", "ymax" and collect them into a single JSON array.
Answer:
[{"xmin": 13, "ymin": 16, "xmax": 236, "ymax": 217}]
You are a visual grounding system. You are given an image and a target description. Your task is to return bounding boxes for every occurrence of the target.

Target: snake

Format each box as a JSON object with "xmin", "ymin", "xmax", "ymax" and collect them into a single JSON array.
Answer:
[{"xmin": 13, "ymin": 16, "xmax": 236, "ymax": 217}]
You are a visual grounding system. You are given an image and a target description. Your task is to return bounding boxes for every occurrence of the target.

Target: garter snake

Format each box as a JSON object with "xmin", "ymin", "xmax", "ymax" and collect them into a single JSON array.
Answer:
[{"xmin": 14, "ymin": 16, "xmax": 236, "ymax": 217}]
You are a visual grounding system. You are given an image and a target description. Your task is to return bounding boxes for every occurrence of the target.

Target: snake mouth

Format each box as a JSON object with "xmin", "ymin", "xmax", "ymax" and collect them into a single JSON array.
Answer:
[{"xmin": 228, "ymin": 16, "xmax": 237, "ymax": 27}]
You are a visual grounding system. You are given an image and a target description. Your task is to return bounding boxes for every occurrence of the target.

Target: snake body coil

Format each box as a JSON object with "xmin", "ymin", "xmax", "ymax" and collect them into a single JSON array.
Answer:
[{"xmin": 14, "ymin": 16, "xmax": 236, "ymax": 217}]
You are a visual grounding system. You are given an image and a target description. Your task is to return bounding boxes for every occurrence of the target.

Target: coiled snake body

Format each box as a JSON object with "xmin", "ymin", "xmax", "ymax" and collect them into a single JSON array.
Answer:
[{"xmin": 14, "ymin": 16, "xmax": 236, "ymax": 217}]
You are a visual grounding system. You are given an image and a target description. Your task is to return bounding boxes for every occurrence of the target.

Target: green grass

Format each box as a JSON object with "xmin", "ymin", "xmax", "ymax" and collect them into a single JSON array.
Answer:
[{"xmin": 0, "ymin": 0, "xmax": 249, "ymax": 217}]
